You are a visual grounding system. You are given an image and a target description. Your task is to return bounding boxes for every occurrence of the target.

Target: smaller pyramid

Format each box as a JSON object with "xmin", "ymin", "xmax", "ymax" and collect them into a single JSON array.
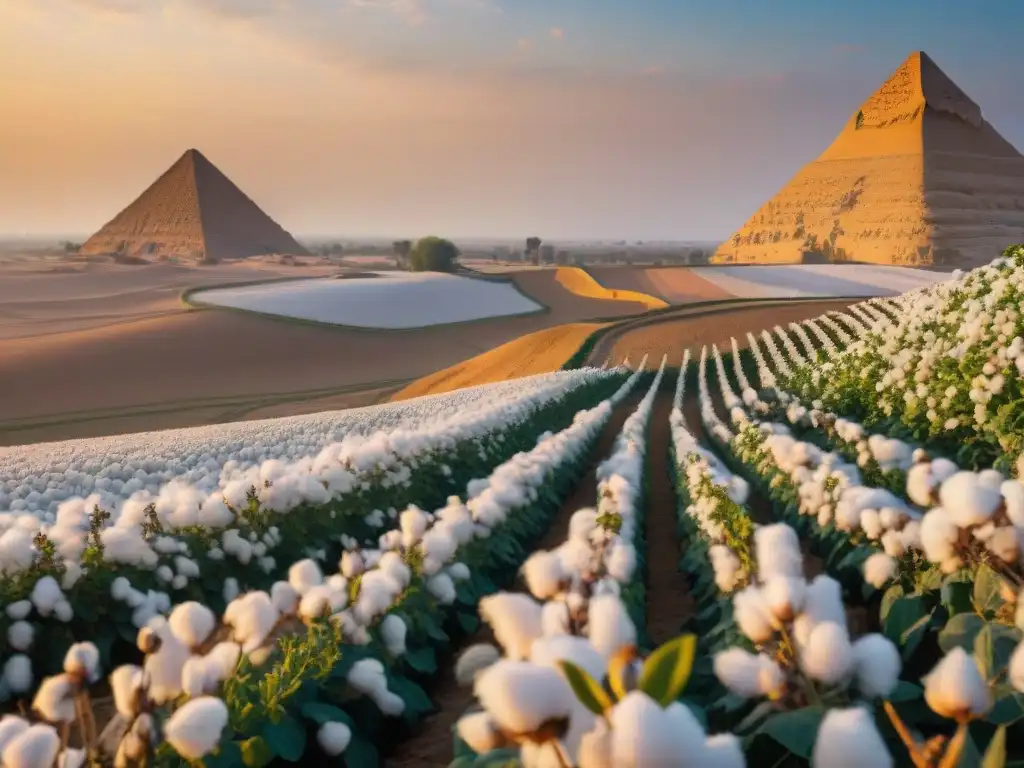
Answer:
[{"xmin": 79, "ymin": 149, "xmax": 309, "ymax": 263}]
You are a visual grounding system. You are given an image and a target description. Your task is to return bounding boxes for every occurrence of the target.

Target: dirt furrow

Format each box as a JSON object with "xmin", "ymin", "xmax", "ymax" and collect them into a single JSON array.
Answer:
[{"xmin": 385, "ymin": 392, "xmax": 643, "ymax": 767}]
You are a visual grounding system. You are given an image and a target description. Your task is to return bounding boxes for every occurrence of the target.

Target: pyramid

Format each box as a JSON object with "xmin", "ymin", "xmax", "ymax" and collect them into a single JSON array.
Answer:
[
  {"xmin": 712, "ymin": 51, "xmax": 1024, "ymax": 267},
  {"xmin": 79, "ymin": 149, "xmax": 309, "ymax": 263}
]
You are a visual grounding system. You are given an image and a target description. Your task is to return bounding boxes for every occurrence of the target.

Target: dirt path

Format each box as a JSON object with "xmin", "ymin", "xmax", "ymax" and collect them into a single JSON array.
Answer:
[
  {"xmin": 385, "ymin": 392, "xmax": 644, "ymax": 767},
  {"xmin": 643, "ymin": 388, "xmax": 692, "ymax": 645}
]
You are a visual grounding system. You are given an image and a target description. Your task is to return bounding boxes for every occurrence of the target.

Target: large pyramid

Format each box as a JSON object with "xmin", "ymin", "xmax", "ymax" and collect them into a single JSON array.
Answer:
[
  {"xmin": 712, "ymin": 51, "xmax": 1024, "ymax": 267},
  {"xmin": 79, "ymin": 149, "xmax": 308, "ymax": 263}
]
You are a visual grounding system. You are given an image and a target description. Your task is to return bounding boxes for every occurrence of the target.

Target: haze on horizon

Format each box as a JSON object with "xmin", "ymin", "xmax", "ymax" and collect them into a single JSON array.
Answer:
[{"xmin": 2, "ymin": 0, "xmax": 1023, "ymax": 242}]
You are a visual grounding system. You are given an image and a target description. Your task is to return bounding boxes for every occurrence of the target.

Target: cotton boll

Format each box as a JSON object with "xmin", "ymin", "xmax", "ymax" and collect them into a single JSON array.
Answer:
[
  {"xmin": 454, "ymin": 644, "xmax": 500, "ymax": 687},
  {"xmin": 939, "ymin": 472, "xmax": 1002, "ymax": 527},
  {"xmin": 733, "ymin": 586, "xmax": 776, "ymax": 644},
  {"xmin": 1008, "ymin": 640, "xmax": 1024, "ymax": 693},
  {"xmin": 479, "ymin": 593, "xmax": 543, "ymax": 660},
  {"xmin": 700, "ymin": 733, "xmax": 746, "ymax": 768},
  {"xmin": 987, "ymin": 526, "xmax": 1020, "ymax": 563},
  {"xmin": 474, "ymin": 661, "xmax": 574, "ymax": 735},
  {"xmin": 287, "ymin": 559, "xmax": 323, "ymax": 594},
  {"xmin": 180, "ymin": 656, "xmax": 216, "ymax": 698},
  {"xmin": 168, "ymin": 602, "xmax": 217, "ymax": 649},
  {"xmin": 811, "ymin": 707, "xmax": 892, "ymax": 768},
  {"xmin": 163, "ymin": 696, "xmax": 229, "ymax": 759},
  {"xmin": 881, "ymin": 530, "xmax": 905, "ymax": 558},
  {"xmin": 853, "ymin": 634, "xmax": 901, "ymax": 698},
  {"xmin": 577, "ymin": 718, "xmax": 613, "ymax": 768},
  {"xmin": 59, "ymin": 747, "xmax": 87, "ymax": 768},
  {"xmin": 605, "ymin": 542, "xmax": 636, "ymax": 583},
  {"xmin": 0, "ymin": 717, "xmax": 29, "ymax": 754},
  {"xmin": 0, "ymin": 724, "xmax": 61, "ymax": 768},
  {"xmin": 380, "ymin": 614, "xmax": 407, "ymax": 657},
  {"xmin": 755, "ymin": 524, "xmax": 803, "ymax": 580},
  {"xmin": 109, "ymin": 665, "xmax": 143, "ymax": 719},
  {"xmin": 522, "ymin": 551, "xmax": 566, "ymax": 600},
  {"xmin": 860, "ymin": 509, "xmax": 883, "ymax": 540},
  {"xmin": 863, "ymin": 553, "xmax": 898, "ymax": 589},
  {"xmin": 801, "ymin": 622, "xmax": 854, "ymax": 686},
  {"xmin": 426, "ymin": 573, "xmax": 456, "ymax": 604},
  {"xmin": 762, "ymin": 577, "xmax": 806, "ymax": 623},
  {"xmin": 29, "ymin": 576, "xmax": 63, "ymax": 617},
  {"xmin": 609, "ymin": 692, "xmax": 707, "ymax": 767},
  {"xmin": 923, "ymin": 647, "xmax": 991, "ymax": 721},
  {"xmin": 5, "ymin": 601, "xmax": 31, "ymax": 621},
  {"xmin": 713, "ymin": 648, "xmax": 784, "ymax": 699},
  {"xmin": 340, "ymin": 550, "xmax": 364, "ymax": 579},
  {"xmin": 63, "ymin": 642, "xmax": 100, "ymax": 683},
  {"xmin": 3, "ymin": 655, "xmax": 32, "ymax": 694},
  {"xmin": 456, "ymin": 712, "xmax": 504, "ymax": 755},
  {"xmin": 541, "ymin": 600, "xmax": 571, "ymax": 637},
  {"xmin": 316, "ymin": 721, "xmax": 352, "ymax": 756},
  {"xmin": 1002, "ymin": 481, "xmax": 1024, "ymax": 528},
  {"xmin": 586, "ymin": 594, "xmax": 636, "ymax": 659},
  {"xmin": 31, "ymin": 674, "xmax": 76, "ymax": 723},
  {"xmin": 919, "ymin": 507, "xmax": 959, "ymax": 564},
  {"xmin": 270, "ymin": 581, "xmax": 299, "ymax": 616},
  {"xmin": 7, "ymin": 622, "xmax": 33, "ymax": 652},
  {"xmin": 224, "ymin": 592, "xmax": 278, "ymax": 653},
  {"xmin": 531, "ymin": 635, "xmax": 606, "ymax": 684}
]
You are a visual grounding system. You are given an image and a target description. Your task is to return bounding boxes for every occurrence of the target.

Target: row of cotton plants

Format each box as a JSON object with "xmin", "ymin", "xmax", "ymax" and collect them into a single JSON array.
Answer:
[
  {"xmin": 444, "ymin": 357, "xmax": 750, "ymax": 768},
  {"xmin": 0, "ymin": 367, "xmax": 651, "ymax": 767},
  {"xmin": 779, "ymin": 245, "xmax": 1024, "ymax": 472},
  {"xmin": 0, "ymin": 370, "xmax": 604, "ymax": 519},
  {"xmin": 0, "ymin": 368, "xmax": 627, "ymax": 690}
]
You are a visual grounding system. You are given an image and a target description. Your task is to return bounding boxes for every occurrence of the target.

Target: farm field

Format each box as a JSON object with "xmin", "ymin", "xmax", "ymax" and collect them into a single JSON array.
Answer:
[
  {"xmin": 589, "ymin": 263, "xmax": 949, "ymax": 303},
  {"xmin": 192, "ymin": 272, "xmax": 544, "ymax": 329},
  {"xmin": 3, "ymin": 245, "xmax": 1023, "ymax": 766}
]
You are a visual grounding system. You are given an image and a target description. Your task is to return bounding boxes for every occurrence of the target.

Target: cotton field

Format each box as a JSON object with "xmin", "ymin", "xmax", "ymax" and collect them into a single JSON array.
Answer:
[{"xmin": 192, "ymin": 272, "xmax": 543, "ymax": 328}]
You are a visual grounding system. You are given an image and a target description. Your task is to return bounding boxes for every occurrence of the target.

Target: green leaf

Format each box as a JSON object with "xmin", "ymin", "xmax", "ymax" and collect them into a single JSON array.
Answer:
[
  {"xmin": 887, "ymin": 681, "xmax": 923, "ymax": 703},
  {"xmin": 261, "ymin": 715, "xmax": 306, "ymax": 762},
  {"xmin": 942, "ymin": 581, "xmax": 975, "ymax": 617},
  {"xmin": 404, "ymin": 646, "xmax": 437, "ymax": 675},
  {"xmin": 388, "ymin": 675, "xmax": 435, "ymax": 720},
  {"xmin": 883, "ymin": 595, "xmax": 933, "ymax": 659},
  {"xmin": 637, "ymin": 635, "xmax": 698, "ymax": 707},
  {"xmin": 758, "ymin": 707, "xmax": 824, "ymax": 759},
  {"xmin": 974, "ymin": 565, "xmax": 1008, "ymax": 618},
  {"xmin": 458, "ymin": 612, "xmax": 480, "ymax": 634},
  {"xmin": 974, "ymin": 623, "xmax": 1021, "ymax": 681},
  {"xmin": 557, "ymin": 660, "xmax": 613, "ymax": 716},
  {"xmin": 982, "ymin": 726, "xmax": 1007, "ymax": 768},
  {"xmin": 300, "ymin": 702, "xmax": 352, "ymax": 726},
  {"xmin": 239, "ymin": 737, "xmax": 273, "ymax": 768},
  {"xmin": 939, "ymin": 613, "xmax": 987, "ymax": 654},
  {"xmin": 343, "ymin": 733, "xmax": 380, "ymax": 768}
]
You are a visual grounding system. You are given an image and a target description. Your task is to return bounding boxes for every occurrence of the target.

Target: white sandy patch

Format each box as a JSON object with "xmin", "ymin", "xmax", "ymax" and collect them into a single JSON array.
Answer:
[
  {"xmin": 194, "ymin": 272, "xmax": 542, "ymax": 328},
  {"xmin": 690, "ymin": 265, "xmax": 949, "ymax": 299}
]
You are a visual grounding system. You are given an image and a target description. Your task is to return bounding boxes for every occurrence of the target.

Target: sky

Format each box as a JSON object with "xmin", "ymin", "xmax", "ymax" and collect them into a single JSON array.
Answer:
[{"xmin": 2, "ymin": 0, "xmax": 1023, "ymax": 241}]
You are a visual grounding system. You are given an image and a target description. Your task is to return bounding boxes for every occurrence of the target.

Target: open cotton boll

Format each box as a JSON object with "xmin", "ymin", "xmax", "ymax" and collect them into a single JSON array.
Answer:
[
  {"xmin": 919, "ymin": 507, "xmax": 960, "ymax": 563},
  {"xmin": 110, "ymin": 665, "xmax": 143, "ymax": 719},
  {"xmin": 426, "ymin": 573, "xmax": 457, "ymax": 604},
  {"xmin": 29, "ymin": 576, "xmax": 63, "ymax": 617},
  {"xmin": 531, "ymin": 635, "xmax": 606, "ymax": 683},
  {"xmin": 316, "ymin": 721, "xmax": 352, "ymax": 756},
  {"xmin": 6, "ymin": 621, "xmax": 33, "ymax": 652},
  {"xmin": 0, "ymin": 716, "xmax": 29, "ymax": 753},
  {"xmin": 923, "ymin": 647, "xmax": 991, "ymax": 721},
  {"xmin": 522, "ymin": 551, "xmax": 566, "ymax": 600},
  {"xmin": 586, "ymin": 594, "xmax": 637, "ymax": 659},
  {"xmin": 939, "ymin": 472, "xmax": 1002, "ymax": 527},
  {"xmin": 474, "ymin": 661, "xmax": 575, "ymax": 735},
  {"xmin": 811, "ymin": 707, "xmax": 892, "ymax": 768},
  {"xmin": 604, "ymin": 542, "xmax": 636, "ymax": 583},
  {"xmin": 480, "ymin": 593, "xmax": 544, "ymax": 660},
  {"xmin": 762, "ymin": 577, "xmax": 806, "ymax": 622},
  {"xmin": 168, "ymin": 602, "xmax": 217, "ymax": 649},
  {"xmin": 700, "ymin": 733, "xmax": 746, "ymax": 768},
  {"xmin": 713, "ymin": 648, "xmax": 785, "ymax": 699},
  {"xmin": 180, "ymin": 656, "xmax": 217, "ymax": 698},
  {"xmin": 853, "ymin": 634, "xmax": 901, "ymax": 698},
  {"xmin": 288, "ymin": 559, "xmax": 323, "ymax": 595},
  {"xmin": 163, "ymin": 696, "xmax": 229, "ymax": 760},
  {"xmin": 3, "ymin": 655, "xmax": 33, "ymax": 694},
  {"xmin": 801, "ymin": 622, "xmax": 854, "ymax": 685},
  {"xmin": 754, "ymin": 524, "xmax": 803, "ymax": 580},
  {"xmin": 609, "ymin": 692, "xmax": 707, "ymax": 767},
  {"xmin": 143, "ymin": 625, "xmax": 190, "ymax": 704},
  {"xmin": 380, "ymin": 614, "xmax": 407, "ymax": 657},
  {"xmin": 270, "ymin": 581, "xmax": 299, "ymax": 616},
  {"xmin": 456, "ymin": 712, "xmax": 504, "ymax": 755},
  {"xmin": 378, "ymin": 551, "xmax": 412, "ymax": 590},
  {"xmin": 31, "ymin": 674, "xmax": 76, "ymax": 723},
  {"xmin": 62, "ymin": 642, "xmax": 100, "ymax": 683},
  {"xmin": 541, "ymin": 600, "xmax": 571, "ymax": 636},
  {"xmin": 863, "ymin": 553, "xmax": 898, "ymax": 589},
  {"xmin": 224, "ymin": 592, "xmax": 279, "ymax": 653},
  {"xmin": 455, "ymin": 644, "xmax": 501, "ymax": 687},
  {"xmin": 733, "ymin": 586, "xmax": 776, "ymax": 644},
  {"xmin": 0, "ymin": 723, "xmax": 61, "ymax": 768},
  {"xmin": 400, "ymin": 507, "xmax": 430, "ymax": 548},
  {"xmin": 1002, "ymin": 481, "xmax": 1024, "ymax": 528}
]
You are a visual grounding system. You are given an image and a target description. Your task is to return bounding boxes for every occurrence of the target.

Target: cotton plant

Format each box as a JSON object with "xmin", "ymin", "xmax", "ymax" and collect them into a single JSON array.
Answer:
[{"xmin": 711, "ymin": 524, "xmax": 903, "ymax": 767}]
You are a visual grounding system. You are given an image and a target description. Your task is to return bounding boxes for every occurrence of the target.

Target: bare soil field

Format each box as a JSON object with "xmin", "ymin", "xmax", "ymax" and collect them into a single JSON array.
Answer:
[
  {"xmin": 587, "ymin": 266, "xmax": 734, "ymax": 304},
  {"xmin": 587, "ymin": 299, "xmax": 856, "ymax": 366},
  {"xmin": 0, "ymin": 261, "xmax": 648, "ymax": 444}
]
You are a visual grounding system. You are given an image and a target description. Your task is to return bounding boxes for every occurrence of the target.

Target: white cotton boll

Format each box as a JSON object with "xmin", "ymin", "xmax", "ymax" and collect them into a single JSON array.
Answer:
[
  {"xmin": 531, "ymin": 635, "xmax": 606, "ymax": 683},
  {"xmin": 479, "ymin": 593, "xmax": 543, "ymax": 660},
  {"xmin": 168, "ymin": 602, "xmax": 217, "ymax": 649},
  {"xmin": 0, "ymin": 724, "xmax": 61, "ymax": 768},
  {"xmin": 347, "ymin": 658, "xmax": 387, "ymax": 695},
  {"xmin": 701, "ymin": 733, "xmax": 746, "ymax": 768},
  {"xmin": 340, "ymin": 550, "xmax": 364, "ymax": 579},
  {"xmin": 863, "ymin": 553, "xmax": 898, "ymax": 589},
  {"xmin": 733, "ymin": 586, "xmax": 776, "ymax": 644},
  {"xmin": 577, "ymin": 718, "xmax": 613, "ymax": 768},
  {"xmin": 163, "ymin": 696, "xmax": 229, "ymax": 759},
  {"xmin": 378, "ymin": 551, "xmax": 412, "ymax": 590},
  {"xmin": 474, "ymin": 661, "xmax": 574, "ymax": 735},
  {"xmin": 586, "ymin": 594, "xmax": 637, "ymax": 659},
  {"xmin": 0, "ymin": 716, "xmax": 29, "ymax": 753},
  {"xmin": 939, "ymin": 472, "xmax": 1002, "ymax": 527},
  {"xmin": 63, "ymin": 642, "xmax": 100, "ymax": 683},
  {"xmin": 923, "ymin": 647, "xmax": 991, "ymax": 720},
  {"xmin": 454, "ymin": 644, "xmax": 500, "ymax": 687},
  {"xmin": 5, "ymin": 601, "xmax": 31, "ymax": 621},
  {"xmin": 380, "ymin": 614, "xmax": 407, "ymax": 657},
  {"xmin": 801, "ymin": 622, "xmax": 854, "ymax": 685},
  {"xmin": 979, "ymin": 469, "xmax": 1005, "ymax": 490},
  {"xmin": 853, "ymin": 634, "xmax": 901, "ymax": 698},
  {"xmin": 1002, "ymin": 481, "xmax": 1024, "ymax": 528},
  {"xmin": 29, "ymin": 576, "xmax": 63, "ymax": 617},
  {"xmin": 399, "ymin": 507, "xmax": 429, "ymax": 548},
  {"xmin": 901, "ymin": 520, "xmax": 922, "ymax": 550},
  {"xmin": 316, "ymin": 721, "xmax": 352, "ymax": 756},
  {"xmin": 987, "ymin": 526, "xmax": 1020, "ymax": 563},
  {"xmin": 298, "ymin": 586, "xmax": 332, "ymax": 621},
  {"xmin": 181, "ymin": 656, "xmax": 216, "ymax": 698},
  {"xmin": 3, "ymin": 655, "xmax": 32, "ymax": 694},
  {"xmin": 919, "ymin": 507, "xmax": 959, "ymax": 563},
  {"xmin": 522, "ymin": 551, "xmax": 566, "ymax": 600},
  {"xmin": 860, "ymin": 509, "xmax": 883, "ymax": 540},
  {"xmin": 881, "ymin": 530, "xmax": 905, "ymax": 558},
  {"xmin": 109, "ymin": 665, "xmax": 143, "ymax": 719},
  {"xmin": 755, "ymin": 524, "xmax": 803, "ymax": 580},
  {"xmin": 605, "ymin": 542, "xmax": 636, "ymax": 583},
  {"xmin": 762, "ymin": 577, "xmax": 806, "ymax": 623},
  {"xmin": 426, "ymin": 573, "xmax": 457, "ymax": 604},
  {"xmin": 448, "ymin": 562, "xmax": 471, "ymax": 581},
  {"xmin": 32, "ymin": 674, "xmax": 76, "ymax": 723},
  {"xmin": 288, "ymin": 559, "xmax": 323, "ymax": 594},
  {"xmin": 1007, "ymin": 640, "xmax": 1024, "ymax": 693},
  {"xmin": 7, "ymin": 622, "xmax": 33, "ymax": 652},
  {"xmin": 143, "ymin": 625, "xmax": 189, "ymax": 704},
  {"xmin": 223, "ymin": 592, "xmax": 278, "ymax": 653},
  {"xmin": 713, "ymin": 648, "xmax": 784, "ymax": 699},
  {"xmin": 541, "ymin": 600, "xmax": 571, "ymax": 636},
  {"xmin": 222, "ymin": 577, "xmax": 240, "ymax": 605},
  {"xmin": 811, "ymin": 707, "xmax": 892, "ymax": 768},
  {"xmin": 270, "ymin": 581, "xmax": 299, "ymax": 616},
  {"xmin": 609, "ymin": 693, "xmax": 707, "ymax": 767},
  {"xmin": 456, "ymin": 712, "xmax": 503, "ymax": 755},
  {"xmin": 59, "ymin": 747, "xmax": 86, "ymax": 768}
]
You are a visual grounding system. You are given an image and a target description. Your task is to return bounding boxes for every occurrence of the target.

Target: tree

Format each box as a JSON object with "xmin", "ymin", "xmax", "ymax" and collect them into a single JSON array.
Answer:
[
  {"xmin": 409, "ymin": 237, "xmax": 459, "ymax": 272},
  {"xmin": 392, "ymin": 240, "xmax": 413, "ymax": 269},
  {"xmin": 525, "ymin": 237, "xmax": 541, "ymax": 266}
]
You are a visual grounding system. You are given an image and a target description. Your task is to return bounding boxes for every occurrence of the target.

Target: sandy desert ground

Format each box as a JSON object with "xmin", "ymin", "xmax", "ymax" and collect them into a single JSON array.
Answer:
[{"xmin": 0, "ymin": 260, "xmax": 649, "ymax": 444}]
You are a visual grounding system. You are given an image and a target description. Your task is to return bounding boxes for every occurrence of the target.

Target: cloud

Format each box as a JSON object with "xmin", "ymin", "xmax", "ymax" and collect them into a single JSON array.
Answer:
[{"xmin": 549, "ymin": 27, "xmax": 563, "ymax": 39}]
